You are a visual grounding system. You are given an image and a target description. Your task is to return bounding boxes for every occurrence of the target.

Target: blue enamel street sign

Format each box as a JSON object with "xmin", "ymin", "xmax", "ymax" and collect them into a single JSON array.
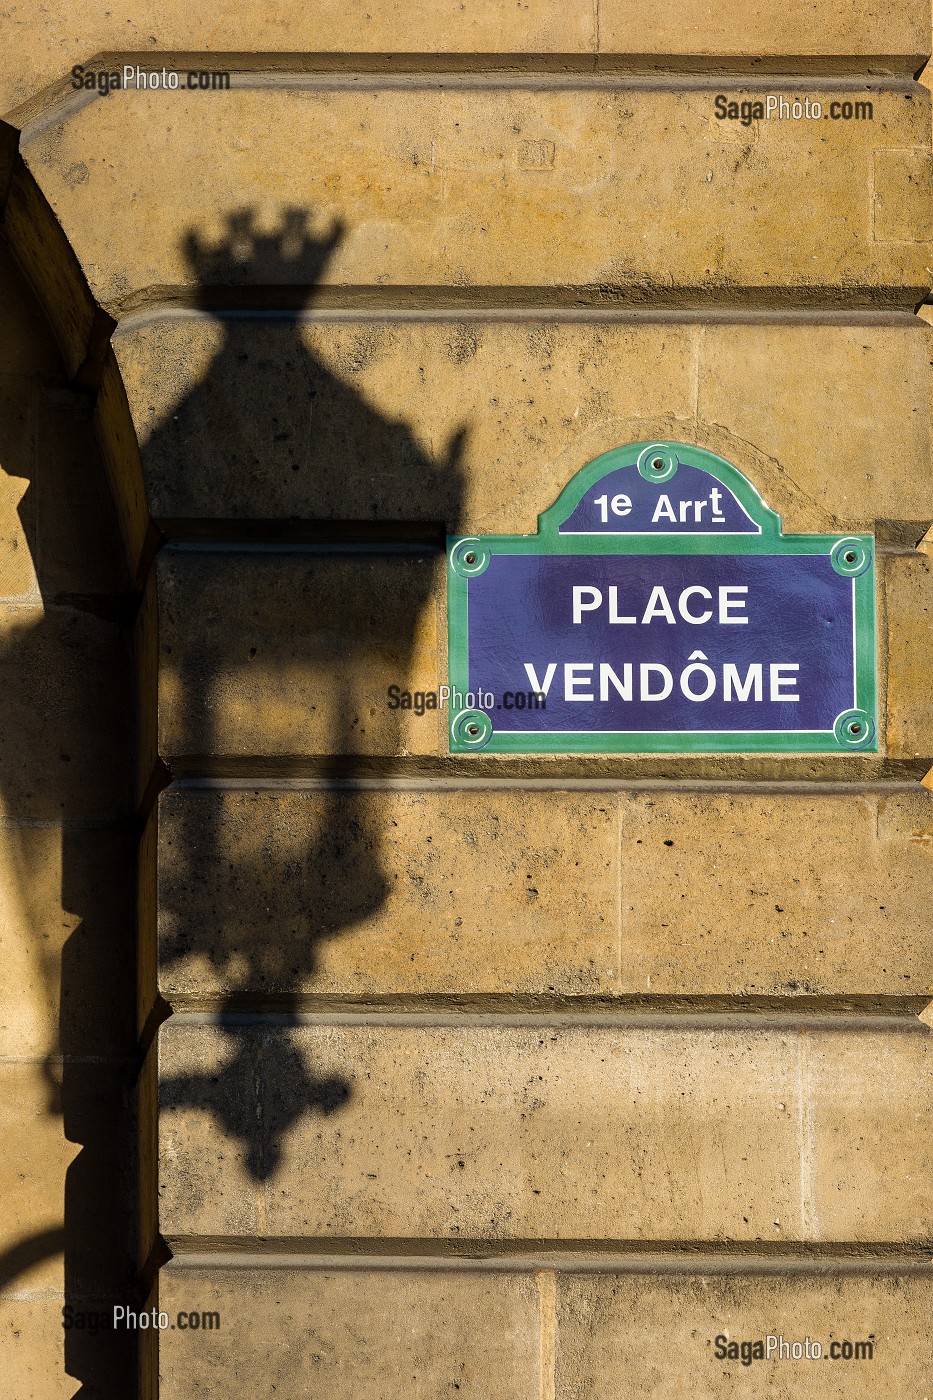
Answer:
[{"xmin": 446, "ymin": 442, "xmax": 877, "ymax": 754}]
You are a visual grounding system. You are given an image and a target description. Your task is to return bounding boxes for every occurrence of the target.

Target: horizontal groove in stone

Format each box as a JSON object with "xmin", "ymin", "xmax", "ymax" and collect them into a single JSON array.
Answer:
[
  {"xmin": 163, "ymin": 756, "xmax": 932, "ymax": 783},
  {"xmin": 164, "ymin": 1240, "xmax": 933, "ymax": 1271},
  {"xmin": 163, "ymin": 1007, "xmax": 930, "ymax": 1032},
  {"xmin": 147, "ymin": 71, "xmax": 924, "ymax": 92},
  {"xmin": 109, "ymin": 284, "xmax": 930, "ymax": 321},
  {"xmin": 170, "ymin": 775, "xmax": 925, "ymax": 794},
  {"xmin": 55, "ymin": 55, "xmax": 932, "ymax": 79},
  {"xmin": 114, "ymin": 304, "xmax": 924, "ymax": 332},
  {"xmin": 15, "ymin": 62, "xmax": 922, "ymax": 136}
]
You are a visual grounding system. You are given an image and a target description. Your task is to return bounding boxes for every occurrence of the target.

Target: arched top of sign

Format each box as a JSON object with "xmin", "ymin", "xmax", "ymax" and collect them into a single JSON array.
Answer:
[{"xmin": 543, "ymin": 441, "xmax": 781, "ymax": 539}]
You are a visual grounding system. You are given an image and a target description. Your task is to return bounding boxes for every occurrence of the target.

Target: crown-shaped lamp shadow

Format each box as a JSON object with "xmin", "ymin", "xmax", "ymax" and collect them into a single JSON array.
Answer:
[{"xmin": 183, "ymin": 208, "xmax": 345, "ymax": 299}]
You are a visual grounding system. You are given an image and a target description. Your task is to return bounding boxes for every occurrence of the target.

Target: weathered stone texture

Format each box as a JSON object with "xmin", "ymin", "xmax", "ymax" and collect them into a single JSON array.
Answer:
[
  {"xmin": 156, "ymin": 1266, "xmax": 933, "ymax": 1397},
  {"xmin": 0, "ymin": 5, "xmax": 595, "ymax": 117},
  {"xmin": 885, "ymin": 552, "xmax": 933, "ymax": 759},
  {"xmin": 0, "ymin": 603, "xmax": 132, "ymax": 818},
  {"xmin": 20, "ymin": 87, "xmax": 933, "ymax": 312},
  {"xmin": 873, "ymin": 146, "xmax": 933, "ymax": 242},
  {"xmin": 0, "ymin": 825, "xmax": 135, "ymax": 1057},
  {"xmin": 618, "ymin": 791, "xmax": 933, "ymax": 997},
  {"xmin": 1, "ymin": 6, "xmax": 930, "ymax": 1398},
  {"xmin": 115, "ymin": 318, "xmax": 695, "ymax": 531},
  {"xmin": 807, "ymin": 1031, "xmax": 932, "ymax": 1240},
  {"xmin": 112, "ymin": 318, "xmax": 933, "ymax": 536},
  {"xmin": 2, "ymin": 0, "xmax": 929, "ymax": 119},
  {"xmin": 0, "ymin": 1297, "xmax": 132, "ymax": 1400},
  {"xmin": 0, "ymin": 1063, "xmax": 74, "ymax": 1290},
  {"xmin": 557, "ymin": 1272, "xmax": 933, "ymax": 1397},
  {"xmin": 158, "ymin": 1265, "xmax": 541, "ymax": 1399},
  {"xmin": 696, "ymin": 324, "xmax": 933, "ymax": 544},
  {"xmin": 93, "ymin": 351, "xmax": 153, "ymax": 580},
  {"xmin": 151, "ymin": 1264, "xmax": 933, "ymax": 1398},
  {"xmin": 152, "ymin": 786, "xmax": 933, "ymax": 1002},
  {"xmin": 597, "ymin": 0, "xmax": 929, "ymax": 63},
  {"xmin": 0, "ymin": 1060, "xmax": 135, "ymax": 1294},
  {"xmin": 2, "ymin": 162, "xmax": 103, "ymax": 380},
  {"xmin": 157, "ymin": 1022, "xmax": 931, "ymax": 1244},
  {"xmin": 155, "ymin": 785, "xmax": 618, "ymax": 1000},
  {"xmin": 156, "ymin": 547, "xmax": 442, "ymax": 762}
]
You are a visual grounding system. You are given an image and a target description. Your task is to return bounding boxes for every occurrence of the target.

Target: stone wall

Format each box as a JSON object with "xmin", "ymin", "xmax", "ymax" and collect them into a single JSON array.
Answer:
[
  {"xmin": 0, "ymin": 246, "xmax": 136, "ymax": 1390},
  {"xmin": 0, "ymin": 2, "xmax": 931, "ymax": 1394}
]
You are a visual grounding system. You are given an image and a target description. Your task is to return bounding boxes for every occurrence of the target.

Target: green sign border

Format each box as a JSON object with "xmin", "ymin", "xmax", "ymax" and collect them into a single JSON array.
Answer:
[{"xmin": 447, "ymin": 441, "xmax": 877, "ymax": 755}]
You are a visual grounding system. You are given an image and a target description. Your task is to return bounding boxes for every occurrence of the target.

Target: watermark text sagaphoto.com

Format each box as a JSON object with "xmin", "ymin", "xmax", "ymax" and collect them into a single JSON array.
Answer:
[
  {"xmin": 63, "ymin": 1306, "xmax": 220, "ymax": 1334},
  {"xmin": 714, "ymin": 93, "xmax": 873, "ymax": 125},
  {"xmin": 71, "ymin": 64, "xmax": 231, "ymax": 94},
  {"xmin": 386, "ymin": 684, "xmax": 546, "ymax": 715},
  {"xmin": 713, "ymin": 1333, "xmax": 875, "ymax": 1365}
]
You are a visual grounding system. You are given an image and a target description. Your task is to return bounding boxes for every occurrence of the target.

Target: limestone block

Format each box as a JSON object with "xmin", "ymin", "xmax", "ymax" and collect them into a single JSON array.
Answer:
[
  {"xmin": 156, "ymin": 546, "xmax": 927, "ymax": 771},
  {"xmin": 0, "ymin": 1063, "xmax": 73, "ymax": 1290},
  {"xmin": 154, "ymin": 785, "xmax": 618, "ymax": 1001},
  {"xmin": 155, "ymin": 545, "xmax": 931, "ymax": 773},
  {"xmin": 93, "ymin": 351, "xmax": 153, "ymax": 582},
  {"xmin": 0, "ymin": 1300, "xmax": 67, "ymax": 1400},
  {"xmin": 113, "ymin": 317, "xmax": 933, "ymax": 538},
  {"xmin": 0, "ymin": 4, "xmax": 595, "ymax": 118},
  {"xmin": 3, "ymin": 163, "xmax": 102, "ymax": 380},
  {"xmin": 155, "ymin": 547, "xmax": 442, "ymax": 763},
  {"xmin": 0, "ymin": 240, "xmax": 64, "ymax": 377},
  {"xmin": 0, "ymin": 602, "xmax": 132, "ymax": 819},
  {"xmin": 556, "ymin": 1272, "xmax": 933, "ymax": 1397},
  {"xmin": 0, "ymin": 825, "xmax": 135, "ymax": 1058},
  {"xmin": 0, "ymin": 1296, "xmax": 133, "ymax": 1400},
  {"xmin": 598, "ymin": 0, "xmax": 929, "ymax": 65},
  {"xmin": 885, "ymin": 552, "xmax": 933, "ymax": 760},
  {"xmin": 618, "ymin": 791, "xmax": 933, "ymax": 997},
  {"xmin": 697, "ymin": 322, "xmax": 933, "ymax": 544},
  {"xmin": 807, "ymin": 1030, "xmax": 932, "ymax": 1239},
  {"xmin": 873, "ymin": 146, "xmax": 933, "ymax": 242},
  {"xmin": 158, "ymin": 1264, "xmax": 540, "ymax": 1399},
  {"xmin": 152, "ymin": 786, "xmax": 933, "ymax": 1002},
  {"xmin": 2, "ymin": 0, "xmax": 929, "ymax": 120},
  {"xmin": 0, "ymin": 377, "xmax": 38, "ymax": 599},
  {"xmin": 157, "ymin": 1021, "xmax": 930, "ymax": 1244},
  {"xmin": 21, "ymin": 86, "xmax": 933, "ymax": 312},
  {"xmin": 113, "ymin": 318, "xmax": 696, "ymax": 531}
]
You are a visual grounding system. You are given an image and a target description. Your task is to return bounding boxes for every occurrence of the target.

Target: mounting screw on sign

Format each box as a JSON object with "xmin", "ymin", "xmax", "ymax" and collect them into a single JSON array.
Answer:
[
  {"xmin": 833, "ymin": 708, "xmax": 875, "ymax": 749},
  {"xmin": 451, "ymin": 708, "xmax": 493, "ymax": 749},
  {"xmin": 450, "ymin": 537, "xmax": 490, "ymax": 578},
  {"xmin": 636, "ymin": 443, "xmax": 678, "ymax": 483},
  {"xmin": 830, "ymin": 537, "xmax": 872, "ymax": 577}
]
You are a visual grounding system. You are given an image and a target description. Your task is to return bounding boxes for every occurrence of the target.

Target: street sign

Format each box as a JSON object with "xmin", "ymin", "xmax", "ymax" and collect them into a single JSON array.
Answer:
[{"xmin": 446, "ymin": 442, "xmax": 876, "ymax": 754}]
